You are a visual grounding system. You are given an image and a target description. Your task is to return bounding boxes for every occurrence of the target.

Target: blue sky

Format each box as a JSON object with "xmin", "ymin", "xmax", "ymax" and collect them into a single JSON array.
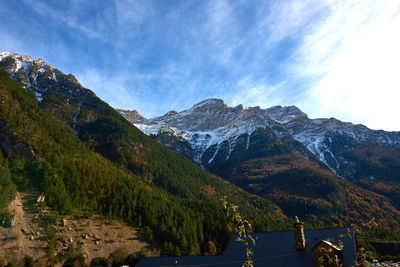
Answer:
[{"xmin": 1, "ymin": 0, "xmax": 400, "ymax": 131}]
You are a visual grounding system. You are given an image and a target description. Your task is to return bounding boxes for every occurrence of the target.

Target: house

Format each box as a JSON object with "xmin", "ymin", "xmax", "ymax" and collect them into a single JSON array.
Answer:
[
  {"xmin": 137, "ymin": 217, "xmax": 358, "ymax": 266},
  {"xmin": 312, "ymin": 240, "xmax": 344, "ymax": 267}
]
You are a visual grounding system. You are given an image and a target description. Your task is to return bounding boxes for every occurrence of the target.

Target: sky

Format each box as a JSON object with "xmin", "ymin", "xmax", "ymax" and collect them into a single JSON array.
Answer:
[{"xmin": 1, "ymin": 0, "xmax": 400, "ymax": 131}]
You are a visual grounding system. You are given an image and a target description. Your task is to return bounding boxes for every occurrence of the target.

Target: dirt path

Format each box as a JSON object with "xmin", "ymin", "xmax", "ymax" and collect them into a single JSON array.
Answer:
[
  {"xmin": 0, "ymin": 192, "xmax": 46, "ymax": 263},
  {"xmin": 8, "ymin": 192, "xmax": 27, "ymax": 248}
]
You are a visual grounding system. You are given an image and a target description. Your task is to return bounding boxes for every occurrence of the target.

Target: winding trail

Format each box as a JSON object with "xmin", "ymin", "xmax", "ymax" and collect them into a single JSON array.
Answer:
[{"xmin": 0, "ymin": 192, "xmax": 42, "ymax": 262}]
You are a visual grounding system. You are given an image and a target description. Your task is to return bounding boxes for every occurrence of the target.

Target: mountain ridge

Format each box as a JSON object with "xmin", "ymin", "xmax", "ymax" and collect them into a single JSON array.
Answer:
[
  {"xmin": 2, "ymin": 52, "xmax": 400, "ymax": 262},
  {"xmin": 118, "ymin": 98, "xmax": 400, "ymax": 227},
  {"xmin": 126, "ymin": 98, "xmax": 400, "ymax": 180},
  {"xmin": 0, "ymin": 52, "xmax": 289, "ymax": 260}
]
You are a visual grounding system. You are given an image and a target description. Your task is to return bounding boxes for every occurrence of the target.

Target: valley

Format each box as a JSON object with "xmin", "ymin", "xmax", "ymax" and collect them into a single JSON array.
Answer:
[{"xmin": 0, "ymin": 52, "xmax": 400, "ymax": 264}]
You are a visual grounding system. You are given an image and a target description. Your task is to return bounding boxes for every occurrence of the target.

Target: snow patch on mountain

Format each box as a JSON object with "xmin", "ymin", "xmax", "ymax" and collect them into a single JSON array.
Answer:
[
  {"xmin": 133, "ymin": 100, "xmax": 283, "ymax": 164},
  {"xmin": 209, "ymin": 143, "xmax": 221, "ymax": 163},
  {"xmin": 246, "ymin": 133, "xmax": 251, "ymax": 150},
  {"xmin": 0, "ymin": 52, "xmax": 58, "ymax": 89},
  {"xmin": 34, "ymin": 92, "xmax": 43, "ymax": 102},
  {"xmin": 0, "ymin": 52, "xmax": 16, "ymax": 61},
  {"xmin": 135, "ymin": 119, "xmax": 259, "ymax": 164},
  {"xmin": 128, "ymin": 98, "xmax": 400, "ymax": 176},
  {"xmin": 22, "ymin": 61, "xmax": 31, "ymax": 87},
  {"xmin": 294, "ymin": 133, "xmax": 339, "ymax": 174},
  {"xmin": 52, "ymin": 71, "xmax": 57, "ymax": 82}
]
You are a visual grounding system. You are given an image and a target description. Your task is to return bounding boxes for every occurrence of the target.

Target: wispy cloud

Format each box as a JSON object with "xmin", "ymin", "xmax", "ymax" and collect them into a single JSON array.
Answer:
[
  {"xmin": 2, "ymin": 0, "xmax": 400, "ymax": 130},
  {"xmin": 23, "ymin": 0, "xmax": 112, "ymax": 42},
  {"xmin": 289, "ymin": 0, "xmax": 400, "ymax": 130},
  {"xmin": 76, "ymin": 68, "xmax": 142, "ymax": 111},
  {"xmin": 226, "ymin": 77, "xmax": 286, "ymax": 108}
]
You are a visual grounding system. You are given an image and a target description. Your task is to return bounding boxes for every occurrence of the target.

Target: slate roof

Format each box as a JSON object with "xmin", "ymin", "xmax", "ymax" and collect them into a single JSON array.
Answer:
[{"xmin": 137, "ymin": 227, "xmax": 357, "ymax": 267}]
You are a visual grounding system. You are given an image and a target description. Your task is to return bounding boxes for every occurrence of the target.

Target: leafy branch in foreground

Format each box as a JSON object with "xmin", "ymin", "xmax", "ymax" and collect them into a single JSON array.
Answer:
[
  {"xmin": 222, "ymin": 196, "xmax": 255, "ymax": 267},
  {"xmin": 352, "ymin": 218, "xmax": 378, "ymax": 266}
]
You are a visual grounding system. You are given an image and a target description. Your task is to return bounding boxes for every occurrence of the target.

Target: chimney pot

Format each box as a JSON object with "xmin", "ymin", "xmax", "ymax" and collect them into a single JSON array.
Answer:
[{"xmin": 293, "ymin": 216, "xmax": 306, "ymax": 250}]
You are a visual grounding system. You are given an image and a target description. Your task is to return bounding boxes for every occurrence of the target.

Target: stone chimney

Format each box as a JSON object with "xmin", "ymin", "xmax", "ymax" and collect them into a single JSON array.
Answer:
[{"xmin": 293, "ymin": 216, "xmax": 306, "ymax": 250}]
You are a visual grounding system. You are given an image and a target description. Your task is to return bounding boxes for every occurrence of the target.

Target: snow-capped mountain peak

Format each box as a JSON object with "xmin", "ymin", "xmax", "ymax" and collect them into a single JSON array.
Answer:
[
  {"xmin": 130, "ymin": 99, "xmax": 288, "ymax": 164},
  {"xmin": 120, "ymin": 99, "xmax": 400, "ymax": 178},
  {"xmin": 265, "ymin": 105, "xmax": 307, "ymax": 123},
  {"xmin": 192, "ymin": 98, "xmax": 226, "ymax": 109},
  {"xmin": 0, "ymin": 52, "xmax": 90, "ymax": 104}
]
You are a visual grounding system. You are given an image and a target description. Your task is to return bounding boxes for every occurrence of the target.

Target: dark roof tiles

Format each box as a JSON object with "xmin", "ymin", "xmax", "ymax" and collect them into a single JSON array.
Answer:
[{"xmin": 137, "ymin": 228, "xmax": 357, "ymax": 267}]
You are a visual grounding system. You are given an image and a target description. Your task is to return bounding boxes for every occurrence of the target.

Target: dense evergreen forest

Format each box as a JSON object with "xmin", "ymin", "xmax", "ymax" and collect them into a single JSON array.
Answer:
[
  {"xmin": 0, "ymin": 70, "xmax": 289, "ymax": 258},
  {"xmin": 0, "ymin": 154, "xmax": 16, "ymax": 226}
]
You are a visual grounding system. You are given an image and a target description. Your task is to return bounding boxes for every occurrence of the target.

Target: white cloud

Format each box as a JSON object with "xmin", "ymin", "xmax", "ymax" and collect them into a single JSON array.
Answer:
[
  {"xmin": 202, "ymin": 0, "xmax": 239, "ymax": 66},
  {"xmin": 258, "ymin": 0, "xmax": 326, "ymax": 46},
  {"xmin": 226, "ymin": 77, "xmax": 286, "ymax": 108},
  {"xmin": 213, "ymin": 0, "xmax": 400, "ymax": 131},
  {"xmin": 286, "ymin": 0, "xmax": 400, "ymax": 131}
]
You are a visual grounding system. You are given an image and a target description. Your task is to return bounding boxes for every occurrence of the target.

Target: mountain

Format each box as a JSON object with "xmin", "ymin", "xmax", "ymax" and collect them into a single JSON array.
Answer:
[
  {"xmin": 129, "ymin": 98, "xmax": 400, "ymax": 182},
  {"xmin": 116, "ymin": 108, "xmax": 146, "ymax": 123},
  {"xmin": 2, "ymin": 52, "xmax": 400, "ymax": 262},
  {"xmin": 0, "ymin": 52, "xmax": 287, "ymax": 263},
  {"xmin": 120, "ymin": 98, "xmax": 400, "ymax": 227}
]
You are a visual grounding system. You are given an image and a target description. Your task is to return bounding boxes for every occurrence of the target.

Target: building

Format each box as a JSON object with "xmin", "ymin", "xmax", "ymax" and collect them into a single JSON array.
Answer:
[{"xmin": 137, "ymin": 217, "xmax": 358, "ymax": 266}]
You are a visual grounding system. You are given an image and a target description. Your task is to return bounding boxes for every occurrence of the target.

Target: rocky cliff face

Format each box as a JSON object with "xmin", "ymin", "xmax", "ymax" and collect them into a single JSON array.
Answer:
[
  {"xmin": 0, "ymin": 52, "xmax": 93, "ymax": 103},
  {"xmin": 118, "ymin": 99, "xmax": 400, "ymax": 222},
  {"xmin": 272, "ymin": 111, "xmax": 400, "ymax": 178},
  {"xmin": 115, "ymin": 109, "xmax": 146, "ymax": 123},
  {"xmin": 0, "ymin": 52, "xmax": 101, "ymax": 137},
  {"xmin": 122, "ymin": 98, "xmax": 400, "ymax": 182}
]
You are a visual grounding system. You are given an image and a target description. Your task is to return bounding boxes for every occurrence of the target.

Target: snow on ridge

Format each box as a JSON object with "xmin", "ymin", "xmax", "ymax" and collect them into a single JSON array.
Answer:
[
  {"xmin": 52, "ymin": 71, "xmax": 57, "ymax": 81},
  {"xmin": 208, "ymin": 143, "xmax": 221, "ymax": 163},
  {"xmin": 22, "ymin": 61, "xmax": 31, "ymax": 87},
  {"xmin": 265, "ymin": 105, "xmax": 307, "ymax": 124},
  {"xmin": 136, "ymin": 115, "xmax": 263, "ymax": 164},
  {"xmin": 134, "ymin": 98, "xmax": 400, "ymax": 171},
  {"xmin": 293, "ymin": 133, "xmax": 338, "ymax": 174},
  {"xmin": 134, "ymin": 122, "xmax": 189, "ymax": 140},
  {"xmin": 0, "ymin": 52, "xmax": 16, "ymax": 61},
  {"xmin": 246, "ymin": 133, "xmax": 251, "ymax": 150},
  {"xmin": 1, "ymin": 52, "xmax": 33, "ymax": 65},
  {"xmin": 118, "ymin": 108, "xmax": 133, "ymax": 112},
  {"xmin": 135, "ymin": 100, "xmax": 301, "ymax": 164},
  {"xmin": 0, "ymin": 52, "xmax": 55, "ymax": 77},
  {"xmin": 34, "ymin": 92, "xmax": 43, "ymax": 102},
  {"xmin": 192, "ymin": 98, "xmax": 225, "ymax": 108},
  {"xmin": 289, "ymin": 117, "xmax": 400, "ymax": 175},
  {"xmin": 33, "ymin": 58, "xmax": 54, "ymax": 71}
]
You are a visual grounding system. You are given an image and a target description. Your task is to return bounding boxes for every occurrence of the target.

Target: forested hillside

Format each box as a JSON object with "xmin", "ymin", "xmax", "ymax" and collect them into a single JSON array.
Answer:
[
  {"xmin": 0, "ymin": 70, "xmax": 286, "ymax": 258},
  {"xmin": 2, "ymin": 51, "xmax": 400, "ymax": 262},
  {"xmin": 115, "ymin": 96, "xmax": 400, "ymax": 230},
  {"xmin": 0, "ymin": 154, "xmax": 16, "ymax": 227}
]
